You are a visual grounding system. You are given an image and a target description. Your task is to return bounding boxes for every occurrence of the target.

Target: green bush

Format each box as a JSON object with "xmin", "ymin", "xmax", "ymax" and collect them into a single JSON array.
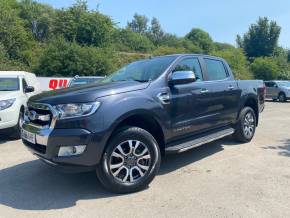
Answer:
[
  {"xmin": 35, "ymin": 37, "xmax": 117, "ymax": 76},
  {"xmin": 250, "ymin": 57, "xmax": 279, "ymax": 80},
  {"xmin": 152, "ymin": 46, "xmax": 186, "ymax": 56},
  {"xmin": 113, "ymin": 29, "xmax": 154, "ymax": 53}
]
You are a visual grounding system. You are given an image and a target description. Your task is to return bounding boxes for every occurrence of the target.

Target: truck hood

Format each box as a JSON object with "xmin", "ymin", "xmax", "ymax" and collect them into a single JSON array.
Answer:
[
  {"xmin": 29, "ymin": 81, "xmax": 150, "ymax": 105},
  {"xmin": 0, "ymin": 91, "xmax": 20, "ymax": 101}
]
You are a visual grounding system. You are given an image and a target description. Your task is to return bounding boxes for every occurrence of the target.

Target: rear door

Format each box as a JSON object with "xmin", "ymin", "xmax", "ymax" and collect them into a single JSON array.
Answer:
[
  {"xmin": 265, "ymin": 82, "xmax": 280, "ymax": 98},
  {"xmin": 200, "ymin": 58, "xmax": 241, "ymax": 127},
  {"xmin": 265, "ymin": 82, "xmax": 276, "ymax": 98}
]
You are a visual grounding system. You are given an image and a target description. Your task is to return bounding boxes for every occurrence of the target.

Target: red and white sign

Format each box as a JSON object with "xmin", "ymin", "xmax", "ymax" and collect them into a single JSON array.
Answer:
[{"xmin": 37, "ymin": 77, "xmax": 72, "ymax": 91}]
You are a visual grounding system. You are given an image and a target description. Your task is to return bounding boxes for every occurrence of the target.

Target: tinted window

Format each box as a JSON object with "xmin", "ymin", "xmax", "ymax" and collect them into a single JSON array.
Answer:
[
  {"xmin": 101, "ymin": 56, "xmax": 176, "ymax": 83},
  {"xmin": 265, "ymin": 82, "xmax": 275, "ymax": 87},
  {"xmin": 0, "ymin": 78, "xmax": 19, "ymax": 91},
  {"xmin": 205, "ymin": 59, "xmax": 228, "ymax": 81},
  {"xmin": 173, "ymin": 58, "xmax": 203, "ymax": 81}
]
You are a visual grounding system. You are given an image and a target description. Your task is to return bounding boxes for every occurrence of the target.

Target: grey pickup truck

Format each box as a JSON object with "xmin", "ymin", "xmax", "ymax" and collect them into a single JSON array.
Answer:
[{"xmin": 21, "ymin": 54, "xmax": 266, "ymax": 193}]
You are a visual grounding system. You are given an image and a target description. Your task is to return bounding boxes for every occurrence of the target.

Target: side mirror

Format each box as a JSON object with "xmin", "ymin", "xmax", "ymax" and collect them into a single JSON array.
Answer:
[
  {"xmin": 24, "ymin": 86, "xmax": 35, "ymax": 93},
  {"xmin": 169, "ymin": 71, "xmax": 196, "ymax": 86}
]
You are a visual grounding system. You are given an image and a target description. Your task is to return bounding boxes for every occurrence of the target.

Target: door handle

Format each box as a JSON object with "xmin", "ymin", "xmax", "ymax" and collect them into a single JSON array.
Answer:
[
  {"xmin": 200, "ymin": 88, "xmax": 209, "ymax": 94},
  {"xmin": 228, "ymin": 85, "xmax": 235, "ymax": 90}
]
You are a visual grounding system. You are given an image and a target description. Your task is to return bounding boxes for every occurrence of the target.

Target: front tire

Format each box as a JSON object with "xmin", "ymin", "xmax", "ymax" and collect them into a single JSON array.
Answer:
[
  {"xmin": 11, "ymin": 110, "xmax": 24, "ymax": 139},
  {"xmin": 96, "ymin": 127, "xmax": 161, "ymax": 194},
  {"xmin": 278, "ymin": 93, "xmax": 286, "ymax": 102},
  {"xmin": 233, "ymin": 107, "xmax": 256, "ymax": 143}
]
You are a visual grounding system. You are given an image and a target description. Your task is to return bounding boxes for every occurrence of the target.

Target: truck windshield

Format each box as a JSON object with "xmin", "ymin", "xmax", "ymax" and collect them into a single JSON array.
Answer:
[
  {"xmin": 277, "ymin": 81, "xmax": 290, "ymax": 87},
  {"xmin": 100, "ymin": 56, "xmax": 176, "ymax": 83},
  {"xmin": 0, "ymin": 78, "xmax": 20, "ymax": 91}
]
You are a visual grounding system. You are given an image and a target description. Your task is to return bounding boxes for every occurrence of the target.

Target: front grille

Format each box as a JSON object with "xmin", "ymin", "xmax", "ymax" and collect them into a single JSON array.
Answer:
[
  {"xmin": 26, "ymin": 103, "xmax": 54, "ymax": 128},
  {"xmin": 23, "ymin": 139, "xmax": 46, "ymax": 154}
]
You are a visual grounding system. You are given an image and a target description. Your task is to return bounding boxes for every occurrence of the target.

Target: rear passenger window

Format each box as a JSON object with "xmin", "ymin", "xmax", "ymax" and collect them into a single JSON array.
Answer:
[
  {"xmin": 265, "ymin": 82, "xmax": 274, "ymax": 87},
  {"xmin": 173, "ymin": 58, "xmax": 203, "ymax": 81},
  {"xmin": 204, "ymin": 59, "xmax": 228, "ymax": 81}
]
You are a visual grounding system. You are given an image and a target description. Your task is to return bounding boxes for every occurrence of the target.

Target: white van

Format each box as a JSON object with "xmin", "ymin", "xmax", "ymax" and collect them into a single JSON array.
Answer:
[{"xmin": 0, "ymin": 71, "xmax": 41, "ymax": 137}]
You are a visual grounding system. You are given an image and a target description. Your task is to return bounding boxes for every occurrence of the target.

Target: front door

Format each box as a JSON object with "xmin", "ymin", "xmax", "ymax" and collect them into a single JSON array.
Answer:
[{"xmin": 168, "ymin": 57, "xmax": 216, "ymax": 139}]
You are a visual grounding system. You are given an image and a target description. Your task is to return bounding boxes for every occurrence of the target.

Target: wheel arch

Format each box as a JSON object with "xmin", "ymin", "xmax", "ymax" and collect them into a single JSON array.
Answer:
[
  {"xmin": 107, "ymin": 111, "xmax": 166, "ymax": 155},
  {"xmin": 239, "ymin": 96, "xmax": 259, "ymax": 126}
]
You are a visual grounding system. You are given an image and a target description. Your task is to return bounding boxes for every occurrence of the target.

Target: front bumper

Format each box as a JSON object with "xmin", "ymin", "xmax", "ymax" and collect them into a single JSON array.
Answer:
[
  {"xmin": 0, "ymin": 106, "xmax": 19, "ymax": 130},
  {"xmin": 21, "ymin": 122, "xmax": 107, "ymax": 172}
]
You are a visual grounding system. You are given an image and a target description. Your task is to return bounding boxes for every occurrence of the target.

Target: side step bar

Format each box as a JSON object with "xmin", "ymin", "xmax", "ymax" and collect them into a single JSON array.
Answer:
[{"xmin": 165, "ymin": 128, "xmax": 235, "ymax": 154}]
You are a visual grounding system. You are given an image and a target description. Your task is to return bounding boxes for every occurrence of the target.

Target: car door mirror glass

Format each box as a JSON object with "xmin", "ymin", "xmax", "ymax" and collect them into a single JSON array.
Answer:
[
  {"xmin": 169, "ymin": 71, "xmax": 196, "ymax": 86},
  {"xmin": 24, "ymin": 86, "xmax": 35, "ymax": 93}
]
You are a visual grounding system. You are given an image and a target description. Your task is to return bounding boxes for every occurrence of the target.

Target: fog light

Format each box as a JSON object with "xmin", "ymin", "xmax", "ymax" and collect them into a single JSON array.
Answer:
[{"xmin": 58, "ymin": 145, "xmax": 86, "ymax": 157}]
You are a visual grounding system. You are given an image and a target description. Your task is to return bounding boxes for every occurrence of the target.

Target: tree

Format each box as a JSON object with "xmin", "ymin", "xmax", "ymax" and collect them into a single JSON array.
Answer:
[
  {"xmin": 147, "ymin": 17, "xmax": 164, "ymax": 45},
  {"xmin": 19, "ymin": 0, "xmax": 54, "ymax": 41},
  {"xmin": 36, "ymin": 37, "xmax": 117, "ymax": 76},
  {"xmin": 113, "ymin": 29, "xmax": 154, "ymax": 53},
  {"xmin": 153, "ymin": 46, "xmax": 186, "ymax": 56},
  {"xmin": 185, "ymin": 28, "xmax": 214, "ymax": 53},
  {"xmin": 237, "ymin": 17, "xmax": 281, "ymax": 59},
  {"xmin": 250, "ymin": 57, "xmax": 279, "ymax": 80},
  {"xmin": 0, "ymin": 43, "xmax": 29, "ymax": 71},
  {"xmin": 52, "ymin": 1, "xmax": 114, "ymax": 47},
  {"xmin": 0, "ymin": 0, "xmax": 32, "ymax": 59},
  {"xmin": 214, "ymin": 42, "xmax": 235, "ymax": 51},
  {"xmin": 127, "ymin": 13, "xmax": 149, "ymax": 34}
]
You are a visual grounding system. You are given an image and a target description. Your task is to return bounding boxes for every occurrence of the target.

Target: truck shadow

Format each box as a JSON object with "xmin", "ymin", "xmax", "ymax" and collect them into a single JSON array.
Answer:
[
  {"xmin": 159, "ymin": 137, "xmax": 233, "ymax": 175},
  {"xmin": 0, "ymin": 137, "xmax": 234, "ymax": 211},
  {"xmin": 0, "ymin": 135, "xmax": 15, "ymax": 145},
  {"xmin": 262, "ymin": 139, "xmax": 290, "ymax": 157}
]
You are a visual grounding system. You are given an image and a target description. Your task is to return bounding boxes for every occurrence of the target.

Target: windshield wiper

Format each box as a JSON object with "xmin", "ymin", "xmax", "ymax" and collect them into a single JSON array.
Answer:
[
  {"xmin": 111, "ymin": 79, "xmax": 149, "ymax": 83},
  {"xmin": 133, "ymin": 79, "xmax": 149, "ymax": 83}
]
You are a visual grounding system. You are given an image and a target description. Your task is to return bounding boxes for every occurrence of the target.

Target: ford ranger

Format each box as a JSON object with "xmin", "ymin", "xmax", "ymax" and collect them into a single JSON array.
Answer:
[{"xmin": 21, "ymin": 54, "xmax": 265, "ymax": 193}]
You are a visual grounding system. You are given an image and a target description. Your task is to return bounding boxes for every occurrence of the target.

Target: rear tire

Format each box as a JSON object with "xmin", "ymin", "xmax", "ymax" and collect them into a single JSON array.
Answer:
[
  {"xmin": 233, "ymin": 107, "xmax": 256, "ymax": 143},
  {"xmin": 96, "ymin": 127, "xmax": 161, "ymax": 194}
]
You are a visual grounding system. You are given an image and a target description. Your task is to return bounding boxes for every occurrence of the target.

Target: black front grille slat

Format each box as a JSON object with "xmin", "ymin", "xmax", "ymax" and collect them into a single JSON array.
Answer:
[{"xmin": 23, "ymin": 139, "xmax": 46, "ymax": 154}]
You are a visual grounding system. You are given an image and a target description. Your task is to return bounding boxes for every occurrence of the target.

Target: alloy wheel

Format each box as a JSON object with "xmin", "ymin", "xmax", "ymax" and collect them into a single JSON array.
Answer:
[
  {"xmin": 109, "ymin": 140, "xmax": 151, "ymax": 184},
  {"xmin": 243, "ymin": 112, "xmax": 255, "ymax": 138}
]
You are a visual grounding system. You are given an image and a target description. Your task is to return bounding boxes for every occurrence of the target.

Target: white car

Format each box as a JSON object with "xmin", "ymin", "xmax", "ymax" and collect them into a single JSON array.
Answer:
[{"xmin": 0, "ymin": 71, "xmax": 41, "ymax": 137}]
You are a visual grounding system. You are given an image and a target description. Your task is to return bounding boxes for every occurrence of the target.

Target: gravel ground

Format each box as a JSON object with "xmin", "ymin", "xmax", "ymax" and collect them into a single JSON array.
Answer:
[{"xmin": 0, "ymin": 102, "xmax": 289, "ymax": 218}]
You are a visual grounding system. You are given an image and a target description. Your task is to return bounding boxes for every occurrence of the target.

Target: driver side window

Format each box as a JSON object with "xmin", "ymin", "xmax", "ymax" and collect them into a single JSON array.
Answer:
[{"xmin": 173, "ymin": 58, "xmax": 203, "ymax": 81}]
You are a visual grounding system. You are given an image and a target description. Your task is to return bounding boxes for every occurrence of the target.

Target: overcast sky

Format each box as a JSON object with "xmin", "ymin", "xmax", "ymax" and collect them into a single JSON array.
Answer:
[{"xmin": 38, "ymin": 0, "xmax": 290, "ymax": 48}]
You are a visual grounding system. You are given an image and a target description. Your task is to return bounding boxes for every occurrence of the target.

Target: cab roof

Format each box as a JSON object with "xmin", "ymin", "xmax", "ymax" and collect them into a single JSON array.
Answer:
[{"xmin": 0, "ymin": 71, "xmax": 35, "ymax": 77}]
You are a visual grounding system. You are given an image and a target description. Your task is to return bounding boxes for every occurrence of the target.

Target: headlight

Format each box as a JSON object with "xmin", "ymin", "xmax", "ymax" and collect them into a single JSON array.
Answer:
[
  {"xmin": 0, "ymin": 98, "xmax": 16, "ymax": 111},
  {"xmin": 53, "ymin": 102, "xmax": 101, "ymax": 119}
]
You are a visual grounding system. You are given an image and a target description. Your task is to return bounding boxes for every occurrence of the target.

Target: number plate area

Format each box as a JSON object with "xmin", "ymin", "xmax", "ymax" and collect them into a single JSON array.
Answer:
[{"xmin": 21, "ymin": 129, "xmax": 36, "ymax": 144}]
